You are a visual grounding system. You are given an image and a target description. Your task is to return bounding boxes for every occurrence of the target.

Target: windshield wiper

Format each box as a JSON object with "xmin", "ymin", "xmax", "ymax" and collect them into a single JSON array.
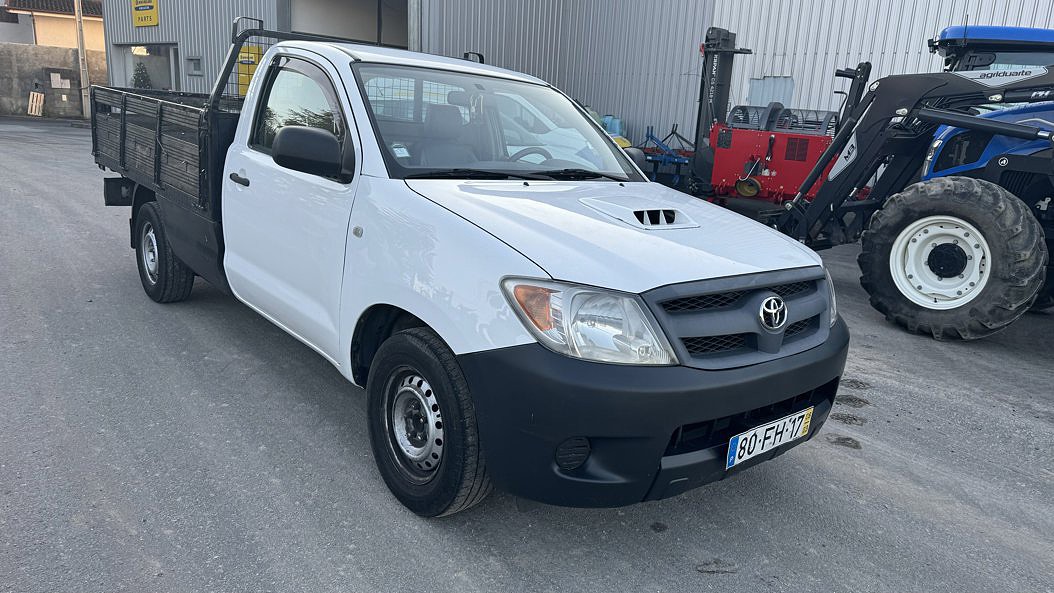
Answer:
[
  {"xmin": 534, "ymin": 168, "xmax": 629, "ymax": 181},
  {"xmin": 404, "ymin": 168, "xmax": 546, "ymax": 180}
]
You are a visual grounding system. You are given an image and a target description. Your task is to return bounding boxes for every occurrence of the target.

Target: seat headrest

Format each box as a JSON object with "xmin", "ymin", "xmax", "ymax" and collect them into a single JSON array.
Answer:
[{"xmin": 425, "ymin": 104, "xmax": 464, "ymax": 140}]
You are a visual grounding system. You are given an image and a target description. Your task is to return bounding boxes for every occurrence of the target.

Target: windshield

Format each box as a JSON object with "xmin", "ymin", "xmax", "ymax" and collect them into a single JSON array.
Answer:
[
  {"xmin": 952, "ymin": 49, "xmax": 1054, "ymax": 71},
  {"xmin": 353, "ymin": 64, "xmax": 642, "ymax": 181}
]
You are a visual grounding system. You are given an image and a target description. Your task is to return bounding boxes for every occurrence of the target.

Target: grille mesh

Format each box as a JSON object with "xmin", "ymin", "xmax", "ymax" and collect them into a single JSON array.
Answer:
[
  {"xmin": 661, "ymin": 281, "xmax": 815, "ymax": 314},
  {"xmin": 662, "ymin": 291, "xmax": 745, "ymax": 313},
  {"xmin": 682, "ymin": 334, "xmax": 748, "ymax": 356},
  {"xmin": 784, "ymin": 318, "xmax": 812, "ymax": 338},
  {"xmin": 771, "ymin": 281, "xmax": 814, "ymax": 299}
]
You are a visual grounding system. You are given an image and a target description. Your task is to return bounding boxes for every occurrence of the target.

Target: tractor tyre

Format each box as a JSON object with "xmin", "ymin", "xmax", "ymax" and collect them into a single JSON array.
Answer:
[{"xmin": 858, "ymin": 176, "xmax": 1047, "ymax": 340}]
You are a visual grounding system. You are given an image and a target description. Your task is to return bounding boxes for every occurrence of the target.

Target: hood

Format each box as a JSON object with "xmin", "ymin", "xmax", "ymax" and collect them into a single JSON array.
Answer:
[{"xmin": 404, "ymin": 179, "xmax": 821, "ymax": 294}]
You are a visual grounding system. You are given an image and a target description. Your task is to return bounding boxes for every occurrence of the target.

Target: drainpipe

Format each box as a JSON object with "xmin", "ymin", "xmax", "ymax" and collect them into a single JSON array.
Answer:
[{"xmin": 74, "ymin": 0, "xmax": 91, "ymax": 119}]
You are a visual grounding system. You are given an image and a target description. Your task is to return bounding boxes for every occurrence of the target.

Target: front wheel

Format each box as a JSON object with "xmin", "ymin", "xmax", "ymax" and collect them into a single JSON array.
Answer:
[
  {"xmin": 366, "ymin": 328, "xmax": 491, "ymax": 517},
  {"xmin": 859, "ymin": 177, "xmax": 1047, "ymax": 340}
]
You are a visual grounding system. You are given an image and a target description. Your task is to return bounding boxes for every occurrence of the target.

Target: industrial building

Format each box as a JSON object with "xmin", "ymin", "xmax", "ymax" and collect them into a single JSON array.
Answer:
[{"xmin": 99, "ymin": 0, "xmax": 1054, "ymax": 142}]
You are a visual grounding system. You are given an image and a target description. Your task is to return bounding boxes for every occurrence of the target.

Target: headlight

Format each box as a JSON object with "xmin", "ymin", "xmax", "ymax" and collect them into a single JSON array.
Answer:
[
  {"xmin": 501, "ymin": 278, "xmax": 677, "ymax": 365},
  {"xmin": 824, "ymin": 268, "xmax": 838, "ymax": 326}
]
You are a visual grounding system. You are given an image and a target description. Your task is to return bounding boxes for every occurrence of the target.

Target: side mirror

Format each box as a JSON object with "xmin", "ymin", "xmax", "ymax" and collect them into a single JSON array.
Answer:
[
  {"xmin": 272, "ymin": 125, "xmax": 346, "ymax": 180},
  {"xmin": 623, "ymin": 147, "xmax": 648, "ymax": 171}
]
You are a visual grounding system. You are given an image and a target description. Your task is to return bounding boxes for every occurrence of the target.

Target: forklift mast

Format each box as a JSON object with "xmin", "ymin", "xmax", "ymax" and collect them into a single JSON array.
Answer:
[{"xmin": 691, "ymin": 27, "xmax": 751, "ymax": 186}]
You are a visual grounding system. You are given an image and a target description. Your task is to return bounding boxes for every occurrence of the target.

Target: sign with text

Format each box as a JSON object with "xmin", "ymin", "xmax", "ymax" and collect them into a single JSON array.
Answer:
[{"xmin": 132, "ymin": 0, "xmax": 158, "ymax": 27}]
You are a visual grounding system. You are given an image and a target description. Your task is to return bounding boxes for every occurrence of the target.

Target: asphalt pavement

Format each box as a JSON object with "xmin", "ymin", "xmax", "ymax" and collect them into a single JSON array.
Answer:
[{"xmin": 1, "ymin": 117, "xmax": 1052, "ymax": 592}]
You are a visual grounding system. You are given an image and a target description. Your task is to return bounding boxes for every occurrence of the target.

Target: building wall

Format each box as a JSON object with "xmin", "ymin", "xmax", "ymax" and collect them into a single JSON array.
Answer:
[
  {"xmin": 101, "ymin": 0, "xmax": 280, "ymax": 92},
  {"xmin": 292, "ymin": 0, "xmax": 375, "ymax": 41},
  {"xmin": 30, "ymin": 14, "xmax": 104, "ymax": 51},
  {"xmin": 0, "ymin": 41, "xmax": 106, "ymax": 117},
  {"xmin": 0, "ymin": 12, "xmax": 35, "ymax": 44},
  {"xmin": 420, "ymin": 0, "xmax": 716, "ymax": 144},
  {"xmin": 713, "ymin": 0, "xmax": 1054, "ymax": 112}
]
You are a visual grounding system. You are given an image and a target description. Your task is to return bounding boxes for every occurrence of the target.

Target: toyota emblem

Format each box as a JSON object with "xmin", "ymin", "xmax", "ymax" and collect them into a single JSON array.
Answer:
[{"xmin": 760, "ymin": 296, "xmax": 788, "ymax": 331}]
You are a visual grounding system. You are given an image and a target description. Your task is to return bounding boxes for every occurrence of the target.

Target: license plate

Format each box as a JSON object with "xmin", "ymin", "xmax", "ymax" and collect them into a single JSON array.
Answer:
[{"xmin": 726, "ymin": 407, "xmax": 814, "ymax": 469}]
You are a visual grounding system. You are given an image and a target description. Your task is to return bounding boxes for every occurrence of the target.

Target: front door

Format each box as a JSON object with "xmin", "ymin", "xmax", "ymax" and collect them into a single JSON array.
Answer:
[{"xmin": 222, "ymin": 52, "xmax": 358, "ymax": 359}]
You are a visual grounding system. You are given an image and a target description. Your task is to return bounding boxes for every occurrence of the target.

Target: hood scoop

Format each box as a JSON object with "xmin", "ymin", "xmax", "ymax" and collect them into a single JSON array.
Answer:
[{"xmin": 580, "ymin": 197, "xmax": 699, "ymax": 230}]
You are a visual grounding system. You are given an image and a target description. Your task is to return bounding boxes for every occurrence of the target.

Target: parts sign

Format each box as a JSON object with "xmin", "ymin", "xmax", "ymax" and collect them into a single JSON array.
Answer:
[{"xmin": 132, "ymin": 0, "xmax": 158, "ymax": 27}]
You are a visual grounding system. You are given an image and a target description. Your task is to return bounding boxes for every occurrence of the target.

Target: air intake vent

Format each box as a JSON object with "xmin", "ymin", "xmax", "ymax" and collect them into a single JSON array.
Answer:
[
  {"xmin": 580, "ymin": 198, "xmax": 699, "ymax": 230},
  {"xmin": 634, "ymin": 209, "xmax": 677, "ymax": 226}
]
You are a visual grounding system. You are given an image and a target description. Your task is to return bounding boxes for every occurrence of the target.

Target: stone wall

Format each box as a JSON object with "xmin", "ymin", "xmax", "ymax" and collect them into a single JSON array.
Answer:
[{"xmin": 0, "ymin": 43, "xmax": 107, "ymax": 118}]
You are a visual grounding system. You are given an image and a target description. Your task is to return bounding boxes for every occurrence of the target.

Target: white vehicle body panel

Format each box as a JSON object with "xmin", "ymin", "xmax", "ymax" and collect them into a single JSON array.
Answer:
[{"xmin": 405, "ymin": 179, "xmax": 822, "ymax": 294}]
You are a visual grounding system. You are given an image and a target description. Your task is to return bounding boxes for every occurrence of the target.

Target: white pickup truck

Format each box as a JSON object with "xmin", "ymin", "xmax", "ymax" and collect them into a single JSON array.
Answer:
[{"xmin": 91, "ymin": 22, "xmax": 849, "ymax": 517}]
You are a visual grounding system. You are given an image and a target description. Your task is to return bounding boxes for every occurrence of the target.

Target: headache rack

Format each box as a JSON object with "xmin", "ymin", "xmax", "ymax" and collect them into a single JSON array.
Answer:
[{"xmin": 90, "ymin": 17, "xmax": 398, "ymax": 219}]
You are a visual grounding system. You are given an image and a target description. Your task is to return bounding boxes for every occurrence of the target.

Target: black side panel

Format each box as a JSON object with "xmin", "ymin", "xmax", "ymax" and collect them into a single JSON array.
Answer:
[{"xmin": 155, "ymin": 197, "xmax": 230, "ymax": 293}]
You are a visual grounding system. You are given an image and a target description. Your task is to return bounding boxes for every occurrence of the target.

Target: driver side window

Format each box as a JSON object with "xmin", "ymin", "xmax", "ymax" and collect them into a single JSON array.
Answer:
[{"xmin": 251, "ymin": 56, "xmax": 345, "ymax": 153}]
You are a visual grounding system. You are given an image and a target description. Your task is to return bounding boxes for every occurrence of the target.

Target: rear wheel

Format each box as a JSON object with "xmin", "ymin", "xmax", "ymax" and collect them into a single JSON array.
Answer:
[
  {"xmin": 366, "ymin": 327, "xmax": 491, "ymax": 517},
  {"xmin": 859, "ymin": 177, "xmax": 1047, "ymax": 339},
  {"xmin": 135, "ymin": 202, "xmax": 194, "ymax": 303}
]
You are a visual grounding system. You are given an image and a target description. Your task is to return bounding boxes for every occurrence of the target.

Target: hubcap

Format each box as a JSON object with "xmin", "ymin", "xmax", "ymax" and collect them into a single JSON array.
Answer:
[
  {"xmin": 385, "ymin": 370, "xmax": 444, "ymax": 483},
  {"xmin": 889, "ymin": 215, "xmax": 990, "ymax": 310},
  {"xmin": 140, "ymin": 223, "xmax": 159, "ymax": 285}
]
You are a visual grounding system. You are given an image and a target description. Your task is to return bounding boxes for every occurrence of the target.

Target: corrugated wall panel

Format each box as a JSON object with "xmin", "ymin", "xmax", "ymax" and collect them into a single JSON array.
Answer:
[
  {"xmin": 421, "ymin": 0, "xmax": 716, "ymax": 143},
  {"xmin": 102, "ymin": 0, "xmax": 278, "ymax": 93},
  {"xmin": 713, "ymin": 0, "xmax": 1054, "ymax": 112}
]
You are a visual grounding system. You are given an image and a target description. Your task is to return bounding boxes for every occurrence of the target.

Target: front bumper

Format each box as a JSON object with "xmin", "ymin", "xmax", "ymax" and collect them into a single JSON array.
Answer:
[{"xmin": 457, "ymin": 318, "xmax": 850, "ymax": 507}]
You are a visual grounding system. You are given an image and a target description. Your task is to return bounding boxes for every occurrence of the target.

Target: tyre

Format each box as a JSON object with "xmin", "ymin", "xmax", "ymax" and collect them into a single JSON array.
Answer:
[
  {"xmin": 1031, "ymin": 280, "xmax": 1054, "ymax": 311},
  {"xmin": 366, "ymin": 327, "xmax": 491, "ymax": 517},
  {"xmin": 135, "ymin": 202, "xmax": 194, "ymax": 303},
  {"xmin": 858, "ymin": 176, "xmax": 1048, "ymax": 340}
]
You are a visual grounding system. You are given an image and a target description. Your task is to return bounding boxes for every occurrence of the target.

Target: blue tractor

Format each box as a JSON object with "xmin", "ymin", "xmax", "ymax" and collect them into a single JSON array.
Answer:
[{"xmin": 775, "ymin": 25, "xmax": 1054, "ymax": 339}]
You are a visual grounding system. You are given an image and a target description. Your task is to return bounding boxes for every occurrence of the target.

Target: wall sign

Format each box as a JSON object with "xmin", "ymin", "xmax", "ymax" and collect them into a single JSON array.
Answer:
[{"xmin": 132, "ymin": 0, "xmax": 159, "ymax": 27}]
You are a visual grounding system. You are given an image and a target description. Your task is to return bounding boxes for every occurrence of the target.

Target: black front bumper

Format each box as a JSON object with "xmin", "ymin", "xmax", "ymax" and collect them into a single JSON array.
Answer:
[{"xmin": 457, "ymin": 319, "xmax": 850, "ymax": 507}]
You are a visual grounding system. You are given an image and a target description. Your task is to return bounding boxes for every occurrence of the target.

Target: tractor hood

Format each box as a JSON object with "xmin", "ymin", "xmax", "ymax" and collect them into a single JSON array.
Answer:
[
  {"xmin": 925, "ymin": 101, "xmax": 1054, "ymax": 179},
  {"xmin": 404, "ymin": 179, "xmax": 821, "ymax": 294}
]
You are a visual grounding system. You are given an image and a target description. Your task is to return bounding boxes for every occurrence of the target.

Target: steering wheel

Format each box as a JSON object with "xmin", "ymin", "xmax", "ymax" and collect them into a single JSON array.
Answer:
[{"xmin": 507, "ymin": 147, "xmax": 553, "ymax": 162}]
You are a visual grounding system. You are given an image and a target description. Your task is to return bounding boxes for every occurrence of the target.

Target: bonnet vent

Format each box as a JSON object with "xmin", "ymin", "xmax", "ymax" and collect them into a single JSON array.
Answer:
[
  {"xmin": 634, "ymin": 209, "xmax": 677, "ymax": 226},
  {"xmin": 580, "ymin": 198, "xmax": 699, "ymax": 230}
]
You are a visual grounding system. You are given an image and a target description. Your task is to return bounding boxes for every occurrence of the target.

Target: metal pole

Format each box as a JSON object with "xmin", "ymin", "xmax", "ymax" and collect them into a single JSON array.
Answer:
[{"xmin": 74, "ymin": 0, "xmax": 91, "ymax": 119}]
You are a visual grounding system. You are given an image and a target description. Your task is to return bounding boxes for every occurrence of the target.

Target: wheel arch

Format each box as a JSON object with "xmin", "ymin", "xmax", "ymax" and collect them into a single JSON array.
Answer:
[
  {"xmin": 350, "ymin": 304, "xmax": 426, "ymax": 387},
  {"xmin": 129, "ymin": 183, "xmax": 157, "ymax": 249}
]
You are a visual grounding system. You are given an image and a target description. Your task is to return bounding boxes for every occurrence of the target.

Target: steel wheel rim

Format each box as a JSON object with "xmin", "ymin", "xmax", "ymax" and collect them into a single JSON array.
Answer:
[
  {"xmin": 889, "ymin": 215, "xmax": 991, "ymax": 310},
  {"xmin": 383, "ymin": 367, "xmax": 444, "ymax": 484},
  {"xmin": 141, "ymin": 222, "xmax": 159, "ymax": 285}
]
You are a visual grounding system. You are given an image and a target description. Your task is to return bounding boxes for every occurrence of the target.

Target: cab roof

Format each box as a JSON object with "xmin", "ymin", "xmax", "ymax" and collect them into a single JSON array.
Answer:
[
  {"xmin": 936, "ymin": 25, "xmax": 1054, "ymax": 46},
  {"xmin": 285, "ymin": 40, "xmax": 549, "ymax": 86}
]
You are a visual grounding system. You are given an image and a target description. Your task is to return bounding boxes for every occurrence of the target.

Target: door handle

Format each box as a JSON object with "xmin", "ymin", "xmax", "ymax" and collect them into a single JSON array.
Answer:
[{"xmin": 229, "ymin": 172, "xmax": 250, "ymax": 187}]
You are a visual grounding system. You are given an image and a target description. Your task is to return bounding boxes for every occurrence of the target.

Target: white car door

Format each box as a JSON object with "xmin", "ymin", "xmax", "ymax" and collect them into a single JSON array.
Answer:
[{"xmin": 222, "ymin": 51, "xmax": 359, "ymax": 359}]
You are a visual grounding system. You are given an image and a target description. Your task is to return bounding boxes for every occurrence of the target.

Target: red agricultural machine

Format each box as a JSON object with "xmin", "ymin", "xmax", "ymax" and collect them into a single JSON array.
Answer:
[{"xmin": 644, "ymin": 28, "xmax": 871, "ymax": 206}]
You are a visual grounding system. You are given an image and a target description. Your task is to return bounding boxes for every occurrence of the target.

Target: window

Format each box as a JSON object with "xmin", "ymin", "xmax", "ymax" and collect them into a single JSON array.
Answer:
[
  {"xmin": 362, "ymin": 76, "xmax": 468, "ymax": 123},
  {"xmin": 355, "ymin": 64, "xmax": 640, "ymax": 179},
  {"xmin": 252, "ymin": 56, "xmax": 345, "ymax": 153},
  {"xmin": 186, "ymin": 57, "xmax": 203, "ymax": 77}
]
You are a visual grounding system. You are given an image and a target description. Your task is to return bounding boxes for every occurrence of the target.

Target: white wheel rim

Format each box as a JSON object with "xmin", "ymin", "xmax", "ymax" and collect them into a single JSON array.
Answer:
[{"xmin": 889, "ymin": 215, "xmax": 990, "ymax": 310}]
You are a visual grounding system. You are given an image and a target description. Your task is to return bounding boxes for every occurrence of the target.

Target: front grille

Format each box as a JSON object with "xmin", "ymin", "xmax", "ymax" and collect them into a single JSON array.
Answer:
[
  {"xmin": 664, "ymin": 377, "xmax": 839, "ymax": 456},
  {"xmin": 645, "ymin": 270, "xmax": 830, "ymax": 370},
  {"xmin": 682, "ymin": 333, "xmax": 748, "ymax": 356},
  {"xmin": 661, "ymin": 281, "xmax": 814, "ymax": 314}
]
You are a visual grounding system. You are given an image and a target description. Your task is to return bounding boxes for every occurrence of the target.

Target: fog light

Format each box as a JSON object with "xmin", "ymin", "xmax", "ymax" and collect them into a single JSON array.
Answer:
[{"xmin": 555, "ymin": 437, "xmax": 591, "ymax": 470}]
